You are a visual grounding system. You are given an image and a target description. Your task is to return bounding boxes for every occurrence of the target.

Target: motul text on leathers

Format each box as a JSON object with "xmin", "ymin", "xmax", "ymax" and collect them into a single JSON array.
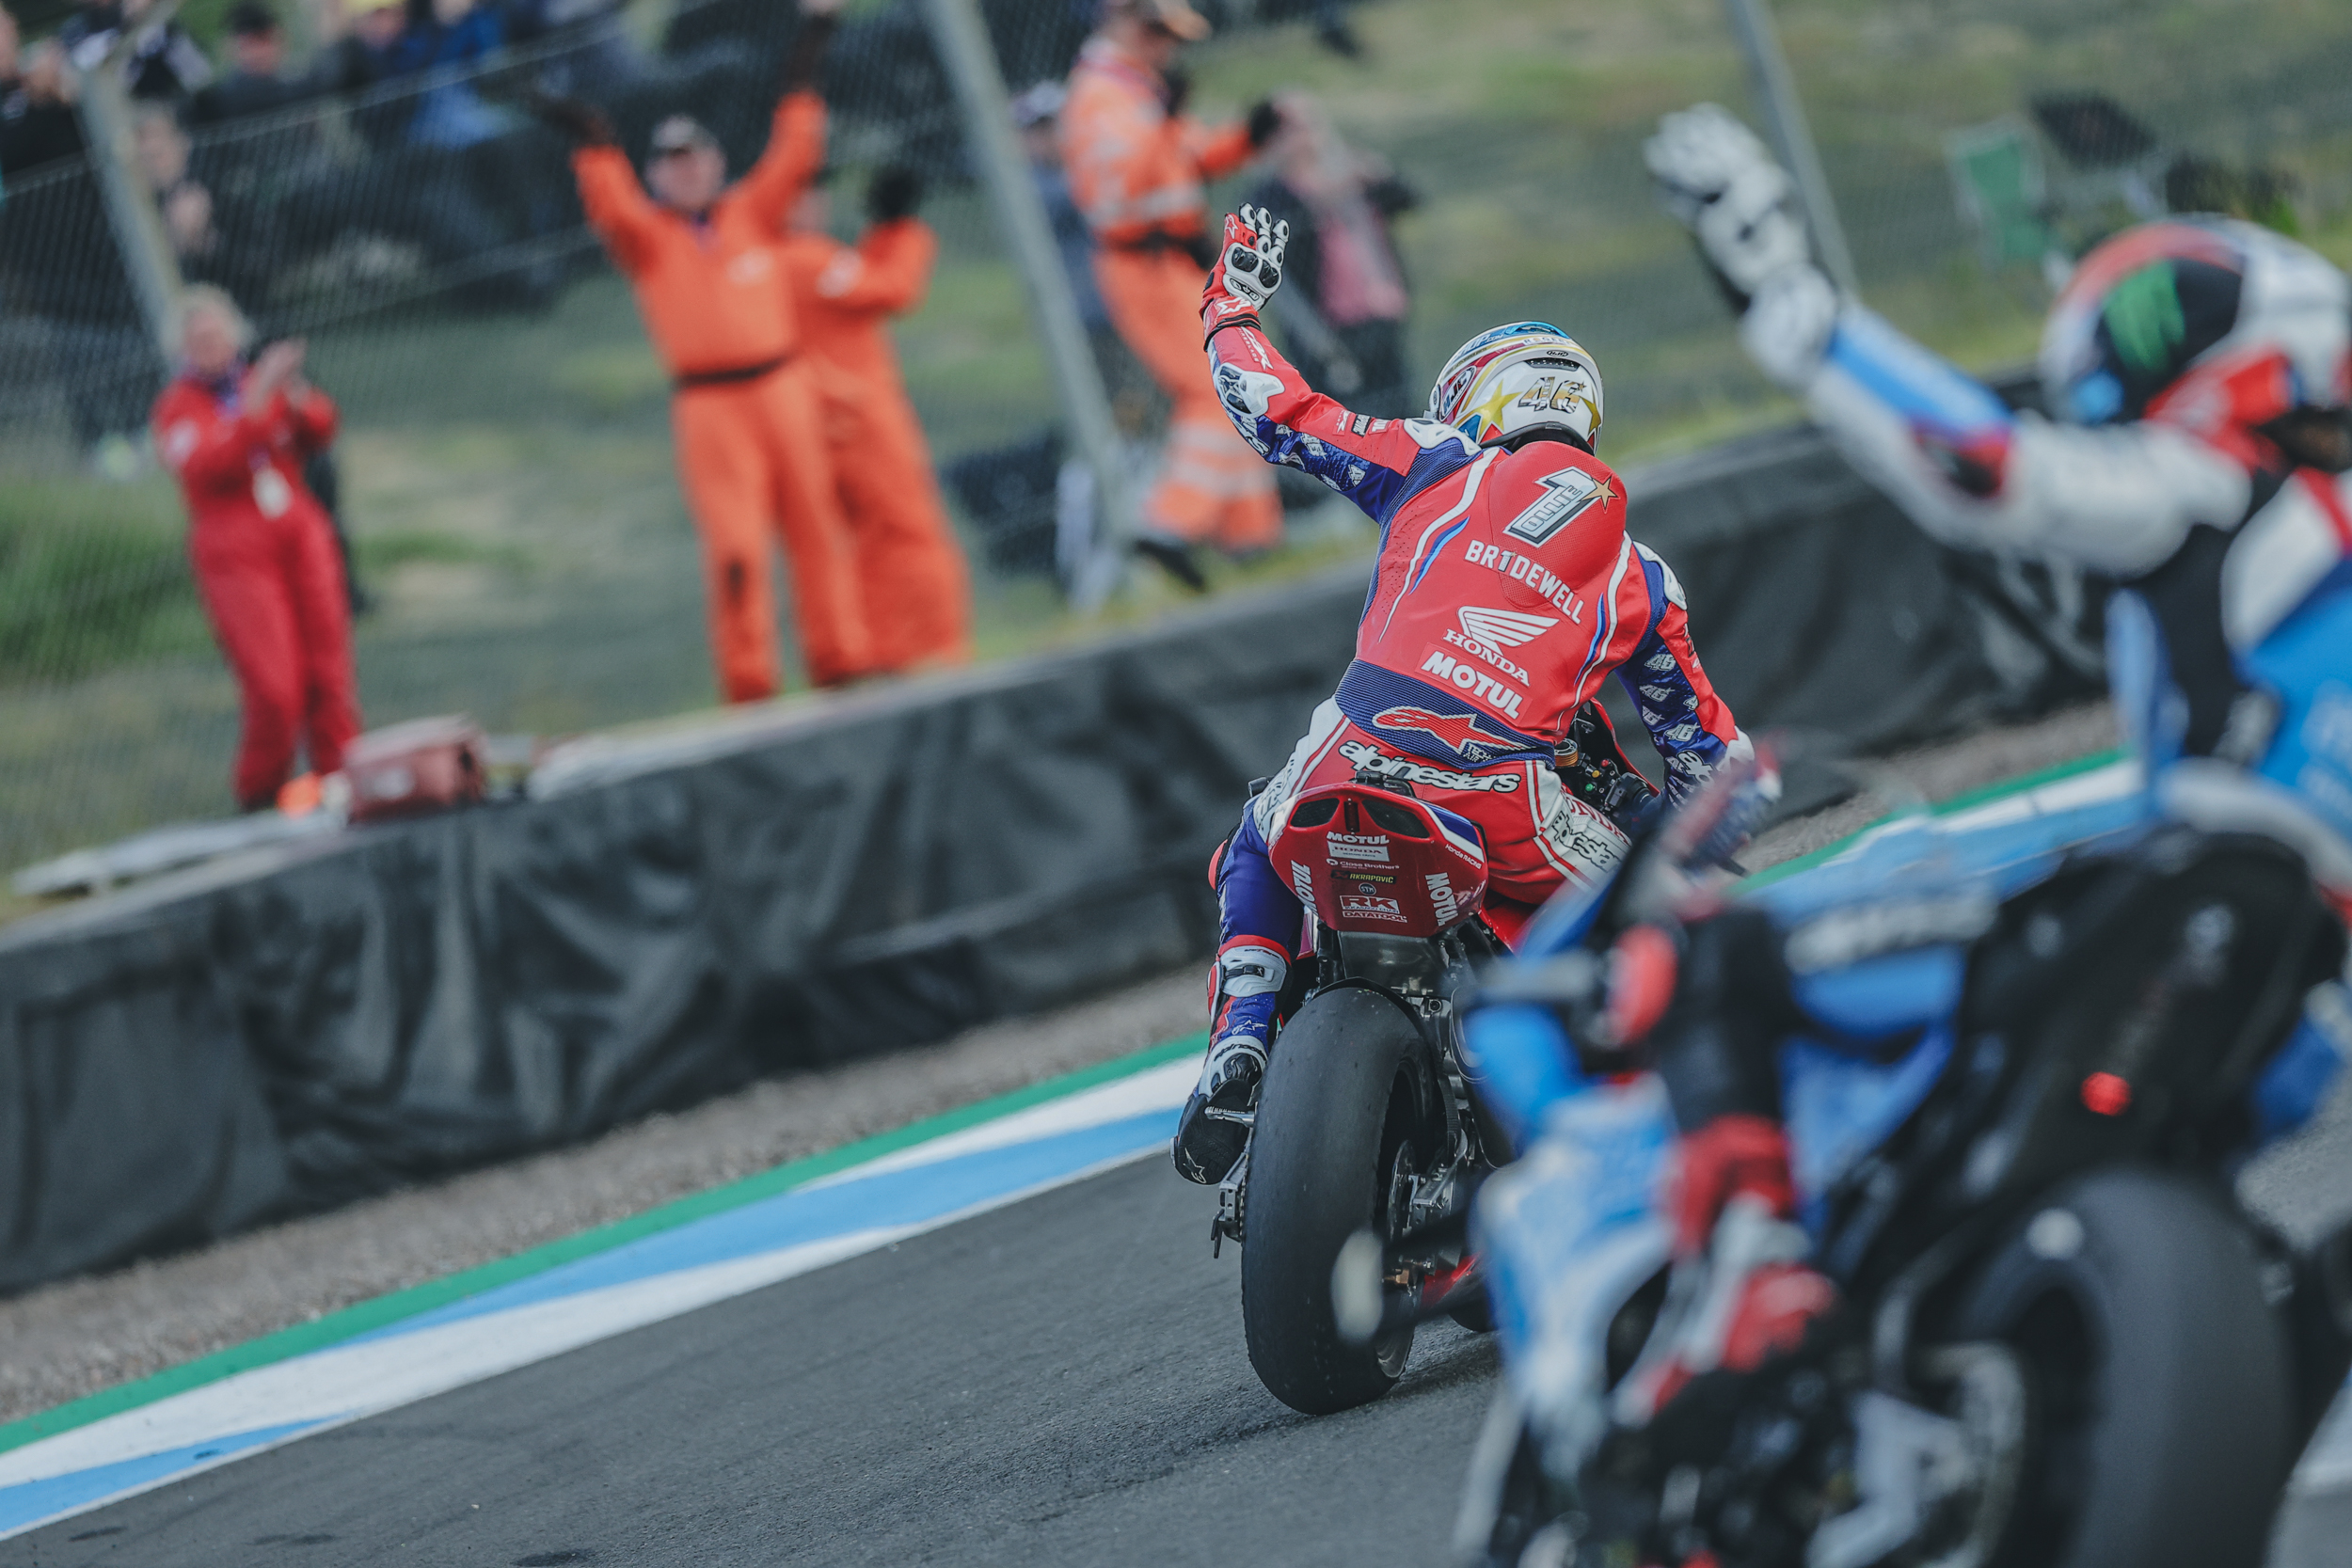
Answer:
[
  {"xmin": 1060, "ymin": 36, "xmax": 1279, "ymax": 552},
  {"xmin": 574, "ymin": 92, "xmax": 871, "ymax": 699},
  {"xmin": 779, "ymin": 214, "xmax": 973, "ymax": 673},
  {"xmin": 154, "ymin": 372, "xmax": 360, "ymax": 810}
]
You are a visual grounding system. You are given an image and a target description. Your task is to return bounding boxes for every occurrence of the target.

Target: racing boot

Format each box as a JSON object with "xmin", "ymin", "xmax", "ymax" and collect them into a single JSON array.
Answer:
[
  {"xmin": 1613, "ymin": 1115, "xmax": 1839, "ymax": 1429},
  {"xmin": 1171, "ymin": 942, "xmax": 1288, "ymax": 1184}
]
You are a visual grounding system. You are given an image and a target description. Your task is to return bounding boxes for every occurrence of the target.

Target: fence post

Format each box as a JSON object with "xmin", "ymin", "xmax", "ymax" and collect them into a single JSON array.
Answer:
[
  {"xmin": 75, "ymin": 44, "xmax": 186, "ymax": 362},
  {"xmin": 919, "ymin": 0, "xmax": 1137, "ymax": 610},
  {"xmin": 1720, "ymin": 0, "xmax": 1860, "ymax": 298}
]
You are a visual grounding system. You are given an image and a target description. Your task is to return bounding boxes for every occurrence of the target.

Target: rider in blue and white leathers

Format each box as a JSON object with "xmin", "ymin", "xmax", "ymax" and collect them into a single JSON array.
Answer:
[
  {"xmin": 1645, "ymin": 107, "xmax": 2352, "ymax": 891},
  {"xmin": 1473, "ymin": 104, "xmax": 2352, "ymax": 1461}
]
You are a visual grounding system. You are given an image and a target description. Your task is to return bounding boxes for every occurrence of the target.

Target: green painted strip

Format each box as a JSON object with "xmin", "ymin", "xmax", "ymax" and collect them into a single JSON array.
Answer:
[
  {"xmin": 1740, "ymin": 748, "xmax": 2127, "ymax": 893},
  {"xmin": 0, "ymin": 1031, "xmax": 1207, "ymax": 1460}
]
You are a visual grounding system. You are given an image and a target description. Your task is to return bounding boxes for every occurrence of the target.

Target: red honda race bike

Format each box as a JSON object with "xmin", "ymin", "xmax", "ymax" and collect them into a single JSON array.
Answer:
[{"xmin": 1216, "ymin": 709, "xmax": 1657, "ymax": 1416}]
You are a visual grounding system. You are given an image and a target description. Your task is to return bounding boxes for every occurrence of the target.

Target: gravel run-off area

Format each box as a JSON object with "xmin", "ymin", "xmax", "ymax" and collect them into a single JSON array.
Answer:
[{"xmin": 0, "ymin": 700, "xmax": 2158, "ymax": 1425}]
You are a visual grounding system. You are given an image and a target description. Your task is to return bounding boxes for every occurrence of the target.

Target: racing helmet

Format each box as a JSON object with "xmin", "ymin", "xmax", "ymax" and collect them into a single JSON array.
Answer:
[
  {"xmin": 1427, "ymin": 321, "xmax": 1605, "ymax": 451},
  {"xmin": 2040, "ymin": 217, "xmax": 2351, "ymax": 453}
]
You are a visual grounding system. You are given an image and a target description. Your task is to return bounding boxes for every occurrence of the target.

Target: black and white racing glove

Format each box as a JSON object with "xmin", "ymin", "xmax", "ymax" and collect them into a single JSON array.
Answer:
[
  {"xmin": 1645, "ymin": 103, "xmax": 1838, "ymax": 389},
  {"xmin": 1644, "ymin": 104, "xmax": 1813, "ymax": 306},
  {"xmin": 1199, "ymin": 203, "xmax": 1289, "ymax": 341}
]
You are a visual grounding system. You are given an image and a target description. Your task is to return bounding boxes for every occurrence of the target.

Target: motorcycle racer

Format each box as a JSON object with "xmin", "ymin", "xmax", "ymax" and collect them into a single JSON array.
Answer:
[
  {"xmin": 1172, "ymin": 205, "xmax": 1757, "ymax": 1184},
  {"xmin": 1594, "ymin": 106, "xmax": 2352, "ymax": 1429}
]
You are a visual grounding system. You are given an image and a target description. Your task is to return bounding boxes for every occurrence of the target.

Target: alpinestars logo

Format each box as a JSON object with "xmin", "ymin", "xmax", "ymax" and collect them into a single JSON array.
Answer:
[
  {"xmin": 1373, "ymin": 705, "xmax": 1525, "ymax": 762},
  {"xmin": 1215, "ymin": 362, "xmax": 1285, "ymax": 420},
  {"xmin": 1337, "ymin": 740, "xmax": 1522, "ymax": 793},
  {"xmin": 1503, "ymin": 467, "xmax": 1613, "ymax": 546}
]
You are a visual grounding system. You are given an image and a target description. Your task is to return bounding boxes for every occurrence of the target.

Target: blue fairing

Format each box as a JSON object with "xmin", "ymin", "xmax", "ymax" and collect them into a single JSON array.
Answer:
[
  {"xmin": 1782, "ymin": 1025, "xmax": 1955, "ymax": 1227},
  {"xmin": 1461, "ymin": 1003, "xmax": 1591, "ymax": 1153},
  {"xmin": 1790, "ymin": 945, "xmax": 1968, "ymax": 1039},
  {"xmin": 1471, "ymin": 763, "xmax": 2148, "ymax": 1164},
  {"xmin": 2242, "ymin": 571, "xmax": 2352, "ymax": 854}
]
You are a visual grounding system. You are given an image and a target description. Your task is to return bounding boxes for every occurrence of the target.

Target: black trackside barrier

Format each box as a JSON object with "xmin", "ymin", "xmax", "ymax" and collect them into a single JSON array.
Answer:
[{"xmin": 0, "ymin": 415, "xmax": 2103, "ymax": 1293}]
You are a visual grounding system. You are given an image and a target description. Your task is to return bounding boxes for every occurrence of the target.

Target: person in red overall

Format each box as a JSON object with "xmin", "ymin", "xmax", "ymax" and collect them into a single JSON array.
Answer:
[
  {"xmin": 779, "ymin": 166, "xmax": 973, "ymax": 673},
  {"xmin": 532, "ymin": 0, "xmax": 872, "ymax": 700},
  {"xmin": 152, "ymin": 285, "xmax": 360, "ymax": 812},
  {"xmin": 1172, "ymin": 208, "xmax": 1756, "ymax": 1182}
]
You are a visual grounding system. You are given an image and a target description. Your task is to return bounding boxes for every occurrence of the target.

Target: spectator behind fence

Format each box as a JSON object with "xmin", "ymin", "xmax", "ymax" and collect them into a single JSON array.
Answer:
[
  {"xmin": 241, "ymin": 0, "xmax": 561, "ymax": 310},
  {"xmin": 781, "ymin": 166, "xmax": 972, "ymax": 673},
  {"xmin": 191, "ymin": 0, "xmax": 313, "ymax": 121},
  {"xmin": 62, "ymin": 0, "xmax": 212, "ymax": 103},
  {"xmin": 1, "ymin": 10, "xmax": 84, "ymax": 176},
  {"xmin": 383, "ymin": 0, "xmax": 566, "ymax": 300},
  {"xmin": 532, "ymin": 0, "xmax": 875, "ymax": 700},
  {"xmin": 152, "ymin": 287, "xmax": 361, "ymax": 811},
  {"xmin": 1010, "ymin": 81, "xmax": 1108, "ymax": 341},
  {"xmin": 504, "ymin": 0, "xmax": 760, "ymax": 172},
  {"xmin": 187, "ymin": 1, "xmax": 350, "ymax": 276},
  {"xmin": 0, "ymin": 40, "xmax": 161, "ymax": 464},
  {"xmin": 312, "ymin": 0, "xmax": 407, "ymax": 111},
  {"xmin": 1242, "ymin": 91, "xmax": 1417, "ymax": 417},
  {"xmin": 1060, "ymin": 0, "xmax": 1285, "ymax": 585},
  {"xmin": 135, "ymin": 104, "xmax": 276, "ymax": 305}
]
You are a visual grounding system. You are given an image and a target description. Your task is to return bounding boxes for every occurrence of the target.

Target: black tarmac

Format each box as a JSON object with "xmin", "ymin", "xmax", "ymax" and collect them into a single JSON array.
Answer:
[
  {"xmin": 10, "ymin": 1112, "xmax": 2348, "ymax": 1568},
  {"xmin": 1, "ymin": 1162, "xmax": 1496, "ymax": 1568}
]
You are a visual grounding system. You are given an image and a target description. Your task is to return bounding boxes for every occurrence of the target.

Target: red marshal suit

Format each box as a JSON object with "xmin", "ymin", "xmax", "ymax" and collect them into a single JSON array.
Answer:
[
  {"xmin": 154, "ymin": 372, "xmax": 361, "ymax": 810},
  {"xmin": 779, "ymin": 214, "xmax": 973, "ymax": 673}
]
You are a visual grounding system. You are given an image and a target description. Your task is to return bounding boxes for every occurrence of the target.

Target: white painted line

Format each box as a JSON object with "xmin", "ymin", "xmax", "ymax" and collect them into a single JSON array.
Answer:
[
  {"xmin": 0, "ymin": 1063, "xmax": 1195, "ymax": 1542},
  {"xmin": 803, "ymin": 1058, "xmax": 1197, "ymax": 1188}
]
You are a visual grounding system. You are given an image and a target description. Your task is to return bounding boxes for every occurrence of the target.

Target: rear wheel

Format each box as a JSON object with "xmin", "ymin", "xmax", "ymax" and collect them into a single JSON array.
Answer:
[
  {"xmin": 1242, "ymin": 986, "xmax": 1434, "ymax": 1414},
  {"xmin": 1947, "ymin": 1164, "xmax": 2296, "ymax": 1568}
]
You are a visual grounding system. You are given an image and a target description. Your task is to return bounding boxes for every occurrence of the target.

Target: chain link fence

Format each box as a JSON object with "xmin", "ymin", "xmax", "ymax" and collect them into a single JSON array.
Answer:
[{"xmin": 4, "ymin": 0, "xmax": 2350, "ymax": 879}]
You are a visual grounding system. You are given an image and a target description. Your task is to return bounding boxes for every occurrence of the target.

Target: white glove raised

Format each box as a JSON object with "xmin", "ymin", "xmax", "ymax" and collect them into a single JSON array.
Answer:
[
  {"xmin": 1644, "ymin": 103, "xmax": 1816, "ymax": 309},
  {"xmin": 1218, "ymin": 203, "xmax": 1289, "ymax": 310}
]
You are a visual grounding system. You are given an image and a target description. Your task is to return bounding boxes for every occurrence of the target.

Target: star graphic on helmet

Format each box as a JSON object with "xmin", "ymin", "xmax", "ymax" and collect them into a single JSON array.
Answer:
[{"xmin": 1462, "ymin": 381, "xmax": 1520, "ymax": 438}]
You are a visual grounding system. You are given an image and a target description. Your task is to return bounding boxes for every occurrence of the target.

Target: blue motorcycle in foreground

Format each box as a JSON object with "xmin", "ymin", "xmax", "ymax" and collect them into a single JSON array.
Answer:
[{"xmin": 1415, "ymin": 743, "xmax": 2352, "ymax": 1568}]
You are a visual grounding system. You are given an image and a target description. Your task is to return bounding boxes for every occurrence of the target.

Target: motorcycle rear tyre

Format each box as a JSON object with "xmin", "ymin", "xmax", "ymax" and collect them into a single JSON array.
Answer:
[
  {"xmin": 1948, "ymin": 1164, "xmax": 2295, "ymax": 1568},
  {"xmin": 1243, "ymin": 986, "xmax": 1428, "ymax": 1415}
]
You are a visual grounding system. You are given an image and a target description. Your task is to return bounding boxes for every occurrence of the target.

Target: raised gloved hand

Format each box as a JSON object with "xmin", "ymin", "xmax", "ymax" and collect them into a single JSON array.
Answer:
[
  {"xmin": 1644, "ymin": 103, "xmax": 1815, "ymax": 310},
  {"xmin": 1199, "ymin": 203, "xmax": 1288, "ymax": 341},
  {"xmin": 866, "ymin": 165, "xmax": 923, "ymax": 224},
  {"xmin": 779, "ymin": 0, "xmax": 842, "ymax": 93},
  {"xmin": 522, "ymin": 88, "xmax": 615, "ymax": 148}
]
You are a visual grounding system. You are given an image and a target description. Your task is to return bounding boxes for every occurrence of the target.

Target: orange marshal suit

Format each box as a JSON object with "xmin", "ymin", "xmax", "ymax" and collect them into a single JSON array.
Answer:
[
  {"xmin": 1059, "ymin": 37, "xmax": 1279, "ymax": 552},
  {"xmin": 779, "ymin": 216, "xmax": 973, "ymax": 673},
  {"xmin": 574, "ymin": 92, "xmax": 872, "ymax": 699}
]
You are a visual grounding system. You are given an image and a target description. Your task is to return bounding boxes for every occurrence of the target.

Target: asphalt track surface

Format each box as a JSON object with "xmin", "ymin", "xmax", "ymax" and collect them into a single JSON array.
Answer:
[
  {"xmin": 9, "ymin": 1120, "xmax": 2352, "ymax": 1567},
  {"xmin": 0, "ymin": 1161, "xmax": 1499, "ymax": 1568}
]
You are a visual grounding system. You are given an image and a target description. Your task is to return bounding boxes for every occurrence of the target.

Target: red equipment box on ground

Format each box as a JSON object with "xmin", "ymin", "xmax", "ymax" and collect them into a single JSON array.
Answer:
[{"xmin": 344, "ymin": 716, "xmax": 488, "ymax": 822}]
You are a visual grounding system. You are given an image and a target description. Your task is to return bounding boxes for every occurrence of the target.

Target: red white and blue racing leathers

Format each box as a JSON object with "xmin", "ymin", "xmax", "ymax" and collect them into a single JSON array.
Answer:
[{"xmin": 1203, "ymin": 317, "xmax": 1749, "ymax": 1016}]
